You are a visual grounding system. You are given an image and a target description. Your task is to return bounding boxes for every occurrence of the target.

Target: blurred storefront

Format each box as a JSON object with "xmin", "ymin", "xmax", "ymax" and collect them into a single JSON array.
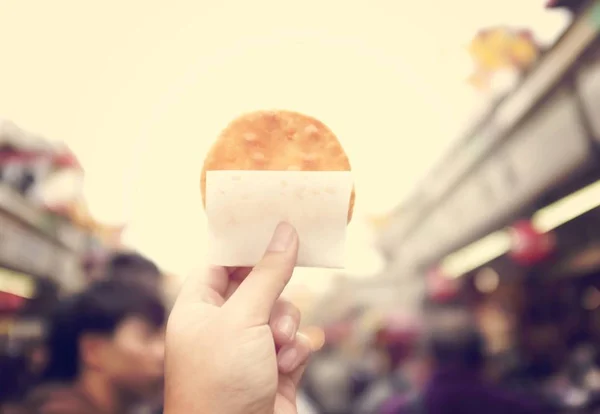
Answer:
[
  {"xmin": 374, "ymin": 0, "xmax": 600, "ymax": 376},
  {"xmin": 0, "ymin": 121, "xmax": 127, "ymax": 356}
]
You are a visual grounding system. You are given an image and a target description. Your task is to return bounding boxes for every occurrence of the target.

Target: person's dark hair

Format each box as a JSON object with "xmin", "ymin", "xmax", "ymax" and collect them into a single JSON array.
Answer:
[
  {"xmin": 42, "ymin": 279, "xmax": 166, "ymax": 382},
  {"xmin": 19, "ymin": 277, "xmax": 61, "ymax": 317},
  {"xmin": 105, "ymin": 252, "xmax": 161, "ymax": 282},
  {"xmin": 428, "ymin": 328, "xmax": 484, "ymax": 370},
  {"xmin": 423, "ymin": 309, "xmax": 485, "ymax": 371}
]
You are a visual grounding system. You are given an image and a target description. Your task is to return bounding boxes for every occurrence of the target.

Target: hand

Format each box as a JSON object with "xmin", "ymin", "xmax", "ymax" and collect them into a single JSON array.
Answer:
[{"xmin": 165, "ymin": 223, "xmax": 314, "ymax": 414}]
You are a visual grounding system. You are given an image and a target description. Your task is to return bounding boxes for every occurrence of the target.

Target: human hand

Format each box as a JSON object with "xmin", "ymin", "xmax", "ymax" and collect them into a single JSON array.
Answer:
[{"xmin": 164, "ymin": 223, "xmax": 315, "ymax": 414}]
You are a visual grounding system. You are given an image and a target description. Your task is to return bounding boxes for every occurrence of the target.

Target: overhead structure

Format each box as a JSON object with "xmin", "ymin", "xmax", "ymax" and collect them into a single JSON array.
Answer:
[
  {"xmin": 376, "ymin": 0, "xmax": 600, "ymax": 278},
  {"xmin": 0, "ymin": 121, "xmax": 122, "ymax": 299}
]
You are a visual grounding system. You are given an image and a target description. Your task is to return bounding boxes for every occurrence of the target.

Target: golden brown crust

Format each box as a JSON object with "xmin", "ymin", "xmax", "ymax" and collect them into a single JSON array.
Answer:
[{"xmin": 201, "ymin": 110, "xmax": 355, "ymax": 222}]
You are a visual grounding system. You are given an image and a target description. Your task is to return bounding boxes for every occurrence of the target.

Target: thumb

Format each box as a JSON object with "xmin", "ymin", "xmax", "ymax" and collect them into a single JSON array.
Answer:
[{"xmin": 226, "ymin": 222, "xmax": 299, "ymax": 324}]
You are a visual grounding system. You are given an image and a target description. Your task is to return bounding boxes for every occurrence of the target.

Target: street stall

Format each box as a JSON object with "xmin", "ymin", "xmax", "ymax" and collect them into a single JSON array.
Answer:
[
  {"xmin": 376, "ymin": 0, "xmax": 600, "ymax": 289},
  {"xmin": 0, "ymin": 120, "xmax": 124, "ymax": 365},
  {"xmin": 373, "ymin": 0, "xmax": 600, "ymax": 409}
]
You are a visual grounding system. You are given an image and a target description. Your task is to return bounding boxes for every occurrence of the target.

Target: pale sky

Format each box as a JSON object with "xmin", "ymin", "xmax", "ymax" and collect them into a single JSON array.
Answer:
[{"xmin": 0, "ymin": 1, "xmax": 568, "ymax": 291}]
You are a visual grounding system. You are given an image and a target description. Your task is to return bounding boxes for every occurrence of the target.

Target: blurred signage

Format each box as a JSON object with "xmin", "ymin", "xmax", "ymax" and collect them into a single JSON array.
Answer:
[
  {"xmin": 0, "ymin": 213, "xmax": 55, "ymax": 276},
  {"xmin": 0, "ymin": 267, "xmax": 34, "ymax": 298},
  {"xmin": 468, "ymin": 27, "xmax": 540, "ymax": 92},
  {"xmin": 0, "ymin": 185, "xmax": 44, "ymax": 230},
  {"xmin": 0, "ymin": 208, "xmax": 83, "ymax": 291}
]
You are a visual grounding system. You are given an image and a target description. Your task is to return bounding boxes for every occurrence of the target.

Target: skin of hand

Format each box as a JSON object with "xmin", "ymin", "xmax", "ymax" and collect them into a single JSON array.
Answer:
[{"xmin": 164, "ymin": 222, "xmax": 315, "ymax": 414}]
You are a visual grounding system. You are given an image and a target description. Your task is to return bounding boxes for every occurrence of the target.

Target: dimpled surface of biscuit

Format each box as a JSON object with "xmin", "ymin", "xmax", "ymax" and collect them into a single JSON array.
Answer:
[{"xmin": 201, "ymin": 110, "xmax": 355, "ymax": 222}]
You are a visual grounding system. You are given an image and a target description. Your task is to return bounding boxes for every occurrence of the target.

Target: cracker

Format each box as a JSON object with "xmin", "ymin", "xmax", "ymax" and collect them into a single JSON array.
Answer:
[{"xmin": 201, "ymin": 110, "xmax": 355, "ymax": 222}]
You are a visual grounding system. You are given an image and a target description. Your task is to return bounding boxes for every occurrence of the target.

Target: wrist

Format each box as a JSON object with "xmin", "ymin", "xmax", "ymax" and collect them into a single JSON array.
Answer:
[
  {"xmin": 163, "ymin": 394, "xmax": 253, "ymax": 414},
  {"xmin": 164, "ymin": 399, "xmax": 270, "ymax": 414},
  {"xmin": 163, "ymin": 399, "xmax": 213, "ymax": 414}
]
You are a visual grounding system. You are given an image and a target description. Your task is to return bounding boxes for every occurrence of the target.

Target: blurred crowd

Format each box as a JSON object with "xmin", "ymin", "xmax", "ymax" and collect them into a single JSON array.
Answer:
[
  {"xmin": 300, "ymin": 298, "xmax": 600, "ymax": 414},
  {"xmin": 0, "ymin": 0, "xmax": 595, "ymax": 412},
  {"xmin": 2, "ymin": 250, "xmax": 600, "ymax": 414},
  {"xmin": 0, "ymin": 253, "xmax": 167, "ymax": 414}
]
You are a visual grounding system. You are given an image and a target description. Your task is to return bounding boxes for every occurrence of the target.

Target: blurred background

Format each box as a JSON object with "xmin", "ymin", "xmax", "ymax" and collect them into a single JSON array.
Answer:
[{"xmin": 3, "ymin": 0, "xmax": 600, "ymax": 413}]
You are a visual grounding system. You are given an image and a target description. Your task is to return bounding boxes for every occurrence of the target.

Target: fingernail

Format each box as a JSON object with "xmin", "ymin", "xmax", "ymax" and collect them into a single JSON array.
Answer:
[
  {"xmin": 268, "ymin": 222, "xmax": 295, "ymax": 252},
  {"xmin": 278, "ymin": 347, "xmax": 298, "ymax": 371},
  {"xmin": 277, "ymin": 316, "xmax": 296, "ymax": 341}
]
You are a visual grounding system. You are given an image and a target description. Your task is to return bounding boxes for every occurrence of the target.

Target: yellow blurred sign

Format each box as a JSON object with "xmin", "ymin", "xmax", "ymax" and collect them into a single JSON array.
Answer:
[
  {"xmin": 0, "ymin": 267, "xmax": 35, "ymax": 298},
  {"xmin": 469, "ymin": 27, "xmax": 540, "ymax": 90}
]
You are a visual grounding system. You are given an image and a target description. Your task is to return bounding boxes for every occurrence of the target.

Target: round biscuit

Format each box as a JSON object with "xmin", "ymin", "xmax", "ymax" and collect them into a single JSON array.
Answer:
[{"xmin": 201, "ymin": 110, "xmax": 355, "ymax": 222}]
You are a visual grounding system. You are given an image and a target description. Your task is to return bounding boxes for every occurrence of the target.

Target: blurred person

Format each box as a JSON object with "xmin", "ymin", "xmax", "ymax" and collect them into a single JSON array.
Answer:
[
  {"xmin": 355, "ymin": 317, "xmax": 422, "ymax": 414},
  {"xmin": 0, "ymin": 353, "xmax": 32, "ymax": 414},
  {"xmin": 106, "ymin": 253, "xmax": 168, "ymax": 414},
  {"xmin": 475, "ymin": 301, "xmax": 520, "ymax": 383},
  {"xmin": 302, "ymin": 342, "xmax": 356, "ymax": 413},
  {"xmin": 0, "ymin": 332, "xmax": 49, "ymax": 413},
  {"xmin": 353, "ymin": 346, "xmax": 408, "ymax": 414},
  {"xmin": 24, "ymin": 279, "xmax": 165, "ymax": 414},
  {"xmin": 567, "ymin": 343, "xmax": 595, "ymax": 388},
  {"xmin": 105, "ymin": 252, "xmax": 163, "ymax": 294},
  {"xmin": 302, "ymin": 319, "xmax": 365, "ymax": 414},
  {"xmin": 379, "ymin": 355, "xmax": 429, "ymax": 414},
  {"xmin": 396, "ymin": 308, "xmax": 546, "ymax": 414},
  {"xmin": 543, "ymin": 342, "xmax": 598, "ymax": 412},
  {"xmin": 586, "ymin": 347, "xmax": 600, "ymax": 392}
]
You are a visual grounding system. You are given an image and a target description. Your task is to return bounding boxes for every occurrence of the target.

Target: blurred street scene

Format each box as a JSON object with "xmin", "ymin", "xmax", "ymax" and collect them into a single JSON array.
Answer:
[{"xmin": 3, "ymin": 0, "xmax": 600, "ymax": 412}]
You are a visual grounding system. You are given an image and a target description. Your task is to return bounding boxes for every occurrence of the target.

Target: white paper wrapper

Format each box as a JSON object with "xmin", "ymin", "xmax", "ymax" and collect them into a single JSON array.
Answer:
[{"xmin": 206, "ymin": 170, "xmax": 353, "ymax": 268}]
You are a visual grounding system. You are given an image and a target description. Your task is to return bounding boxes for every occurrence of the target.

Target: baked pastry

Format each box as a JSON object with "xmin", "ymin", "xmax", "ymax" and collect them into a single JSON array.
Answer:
[{"xmin": 201, "ymin": 110, "xmax": 355, "ymax": 222}]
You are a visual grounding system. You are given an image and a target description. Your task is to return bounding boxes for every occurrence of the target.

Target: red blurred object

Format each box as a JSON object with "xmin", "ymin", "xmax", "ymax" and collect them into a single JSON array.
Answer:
[
  {"xmin": 0, "ymin": 291, "xmax": 26, "ymax": 313},
  {"xmin": 426, "ymin": 267, "xmax": 459, "ymax": 302},
  {"xmin": 375, "ymin": 313, "xmax": 422, "ymax": 367},
  {"xmin": 53, "ymin": 150, "xmax": 82, "ymax": 170},
  {"xmin": 0, "ymin": 150, "xmax": 44, "ymax": 163},
  {"xmin": 508, "ymin": 220, "xmax": 555, "ymax": 266},
  {"xmin": 375, "ymin": 313, "xmax": 421, "ymax": 345}
]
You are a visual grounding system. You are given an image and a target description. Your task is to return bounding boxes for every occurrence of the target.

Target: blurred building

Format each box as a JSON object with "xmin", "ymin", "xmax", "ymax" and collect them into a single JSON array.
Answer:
[
  {"xmin": 373, "ymin": 0, "xmax": 600, "ymax": 381},
  {"xmin": 0, "ymin": 121, "xmax": 125, "ymax": 357}
]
